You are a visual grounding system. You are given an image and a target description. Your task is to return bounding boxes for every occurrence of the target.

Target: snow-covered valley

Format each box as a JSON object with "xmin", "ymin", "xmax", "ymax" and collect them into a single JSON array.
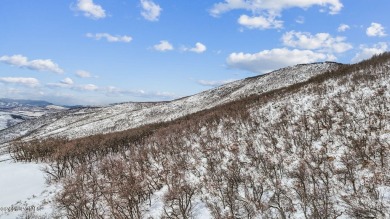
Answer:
[{"xmin": 0, "ymin": 99, "xmax": 68, "ymax": 133}]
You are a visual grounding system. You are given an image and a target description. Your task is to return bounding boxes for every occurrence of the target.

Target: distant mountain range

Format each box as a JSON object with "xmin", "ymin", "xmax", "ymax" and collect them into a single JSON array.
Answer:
[
  {"xmin": 0, "ymin": 98, "xmax": 68, "ymax": 131},
  {"xmin": 0, "ymin": 98, "xmax": 54, "ymax": 109}
]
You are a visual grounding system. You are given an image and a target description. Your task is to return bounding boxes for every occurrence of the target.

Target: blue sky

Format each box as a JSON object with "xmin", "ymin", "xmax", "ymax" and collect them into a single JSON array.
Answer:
[{"xmin": 0, "ymin": 0, "xmax": 389, "ymax": 105}]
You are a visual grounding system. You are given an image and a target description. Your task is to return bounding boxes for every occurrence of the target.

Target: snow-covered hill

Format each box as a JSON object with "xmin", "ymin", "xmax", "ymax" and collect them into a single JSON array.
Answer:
[
  {"xmin": 3, "ymin": 53, "xmax": 390, "ymax": 218},
  {"xmin": 0, "ymin": 62, "xmax": 341, "ymax": 144},
  {"xmin": 0, "ymin": 112, "xmax": 24, "ymax": 130},
  {"xmin": 5, "ymin": 53, "xmax": 390, "ymax": 218},
  {"xmin": 0, "ymin": 99, "xmax": 68, "ymax": 131}
]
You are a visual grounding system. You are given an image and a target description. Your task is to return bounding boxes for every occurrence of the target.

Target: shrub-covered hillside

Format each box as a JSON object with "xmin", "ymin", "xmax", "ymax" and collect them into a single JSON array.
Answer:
[{"xmin": 10, "ymin": 53, "xmax": 390, "ymax": 218}]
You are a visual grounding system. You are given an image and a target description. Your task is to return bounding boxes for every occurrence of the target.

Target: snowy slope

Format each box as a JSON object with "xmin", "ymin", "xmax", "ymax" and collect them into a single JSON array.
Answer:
[
  {"xmin": 0, "ymin": 105, "xmax": 68, "ymax": 132},
  {"xmin": 44, "ymin": 56, "xmax": 389, "ymax": 218},
  {"xmin": 2, "ymin": 55, "xmax": 390, "ymax": 218},
  {"xmin": 0, "ymin": 62, "xmax": 341, "ymax": 144},
  {"xmin": 0, "ymin": 154, "xmax": 57, "ymax": 219},
  {"xmin": 7, "ymin": 55, "xmax": 388, "ymax": 218},
  {"xmin": 0, "ymin": 62, "xmax": 342, "ymax": 218},
  {"xmin": 0, "ymin": 98, "xmax": 68, "ymax": 132},
  {"xmin": 0, "ymin": 112, "xmax": 23, "ymax": 131}
]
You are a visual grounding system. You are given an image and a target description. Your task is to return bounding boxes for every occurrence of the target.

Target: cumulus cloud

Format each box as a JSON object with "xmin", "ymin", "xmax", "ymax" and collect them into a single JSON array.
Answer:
[
  {"xmin": 191, "ymin": 42, "xmax": 207, "ymax": 53},
  {"xmin": 47, "ymin": 78, "xmax": 74, "ymax": 88},
  {"xmin": 75, "ymin": 0, "xmax": 106, "ymax": 19},
  {"xmin": 366, "ymin": 22, "xmax": 387, "ymax": 37},
  {"xmin": 47, "ymin": 78, "xmax": 99, "ymax": 91},
  {"xmin": 0, "ymin": 77, "xmax": 39, "ymax": 87},
  {"xmin": 75, "ymin": 70, "xmax": 93, "ymax": 78},
  {"xmin": 197, "ymin": 79, "xmax": 237, "ymax": 87},
  {"xmin": 210, "ymin": 0, "xmax": 343, "ymax": 16},
  {"xmin": 0, "ymin": 55, "xmax": 64, "ymax": 74},
  {"xmin": 227, "ymin": 48, "xmax": 335, "ymax": 73},
  {"xmin": 183, "ymin": 42, "xmax": 207, "ymax": 53},
  {"xmin": 210, "ymin": 0, "xmax": 342, "ymax": 30},
  {"xmin": 352, "ymin": 42, "xmax": 388, "ymax": 63},
  {"xmin": 337, "ymin": 24, "xmax": 350, "ymax": 32},
  {"xmin": 238, "ymin": 14, "xmax": 283, "ymax": 29},
  {"xmin": 282, "ymin": 31, "xmax": 353, "ymax": 53},
  {"xmin": 86, "ymin": 33, "xmax": 132, "ymax": 43},
  {"xmin": 61, "ymin": 78, "xmax": 74, "ymax": 85},
  {"xmin": 140, "ymin": 0, "xmax": 162, "ymax": 21},
  {"xmin": 153, "ymin": 40, "xmax": 174, "ymax": 51}
]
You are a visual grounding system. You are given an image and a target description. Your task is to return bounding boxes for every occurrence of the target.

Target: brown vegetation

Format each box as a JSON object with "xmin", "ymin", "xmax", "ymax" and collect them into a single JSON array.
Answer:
[{"xmin": 9, "ymin": 52, "xmax": 390, "ymax": 218}]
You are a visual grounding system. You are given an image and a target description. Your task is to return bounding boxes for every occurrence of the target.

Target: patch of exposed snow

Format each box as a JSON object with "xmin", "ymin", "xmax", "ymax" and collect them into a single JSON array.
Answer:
[{"xmin": 0, "ymin": 155, "xmax": 56, "ymax": 219}]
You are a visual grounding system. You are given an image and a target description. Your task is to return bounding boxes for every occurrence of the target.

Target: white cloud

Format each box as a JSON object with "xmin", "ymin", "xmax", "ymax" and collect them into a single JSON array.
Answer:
[
  {"xmin": 227, "ymin": 48, "xmax": 335, "ymax": 73},
  {"xmin": 197, "ymin": 79, "xmax": 237, "ymax": 87},
  {"xmin": 47, "ymin": 78, "xmax": 74, "ymax": 88},
  {"xmin": 79, "ymin": 84, "xmax": 99, "ymax": 91},
  {"xmin": 47, "ymin": 80, "xmax": 98, "ymax": 91},
  {"xmin": 75, "ymin": 0, "xmax": 106, "ymax": 19},
  {"xmin": 366, "ymin": 22, "xmax": 387, "ymax": 37},
  {"xmin": 28, "ymin": 60, "xmax": 64, "ymax": 74},
  {"xmin": 86, "ymin": 33, "xmax": 132, "ymax": 43},
  {"xmin": 153, "ymin": 91, "xmax": 176, "ymax": 99},
  {"xmin": 0, "ymin": 54, "xmax": 28, "ymax": 66},
  {"xmin": 75, "ymin": 70, "xmax": 93, "ymax": 78},
  {"xmin": 47, "ymin": 80, "xmax": 174, "ymax": 100},
  {"xmin": 0, "ymin": 55, "xmax": 64, "ymax": 74},
  {"xmin": 191, "ymin": 42, "xmax": 207, "ymax": 53},
  {"xmin": 295, "ymin": 16, "xmax": 305, "ymax": 24},
  {"xmin": 104, "ymin": 86, "xmax": 176, "ymax": 99},
  {"xmin": 238, "ymin": 14, "xmax": 283, "ymax": 29},
  {"xmin": 46, "ymin": 83, "xmax": 69, "ymax": 88},
  {"xmin": 153, "ymin": 40, "xmax": 174, "ymax": 51},
  {"xmin": 337, "ymin": 24, "xmax": 350, "ymax": 32},
  {"xmin": 0, "ymin": 77, "xmax": 39, "ymax": 87},
  {"xmin": 352, "ymin": 42, "xmax": 388, "ymax": 63},
  {"xmin": 210, "ymin": 0, "xmax": 342, "ymax": 30},
  {"xmin": 105, "ymin": 86, "xmax": 120, "ymax": 93},
  {"xmin": 140, "ymin": 0, "xmax": 162, "ymax": 21},
  {"xmin": 49, "ymin": 83, "xmax": 98, "ymax": 91},
  {"xmin": 61, "ymin": 78, "xmax": 74, "ymax": 85},
  {"xmin": 210, "ymin": 0, "xmax": 343, "ymax": 16},
  {"xmin": 282, "ymin": 31, "xmax": 353, "ymax": 53},
  {"xmin": 183, "ymin": 42, "xmax": 207, "ymax": 53}
]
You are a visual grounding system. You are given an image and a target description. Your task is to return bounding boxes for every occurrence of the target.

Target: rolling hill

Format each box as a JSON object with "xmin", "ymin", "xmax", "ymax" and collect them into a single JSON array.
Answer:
[
  {"xmin": 0, "ymin": 62, "xmax": 341, "ymax": 145},
  {"xmin": 0, "ymin": 99, "xmax": 67, "ymax": 131},
  {"xmin": 2, "ymin": 53, "xmax": 390, "ymax": 218}
]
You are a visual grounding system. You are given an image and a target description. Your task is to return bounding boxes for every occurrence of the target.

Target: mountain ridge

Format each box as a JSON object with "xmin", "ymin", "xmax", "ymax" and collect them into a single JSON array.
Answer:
[
  {"xmin": 0, "ymin": 98, "xmax": 53, "ymax": 109},
  {"xmin": 0, "ymin": 61, "xmax": 342, "ymax": 145}
]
